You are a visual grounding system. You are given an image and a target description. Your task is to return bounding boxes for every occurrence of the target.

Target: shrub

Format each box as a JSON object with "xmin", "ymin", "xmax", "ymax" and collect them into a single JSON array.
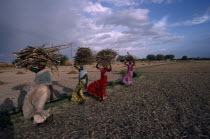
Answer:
[
  {"xmin": 156, "ymin": 54, "xmax": 165, "ymax": 61},
  {"xmin": 120, "ymin": 69, "xmax": 127, "ymax": 76},
  {"xmin": 59, "ymin": 55, "xmax": 69, "ymax": 65},
  {"xmin": 182, "ymin": 56, "xmax": 188, "ymax": 60},
  {"xmin": 146, "ymin": 54, "xmax": 156, "ymax": 60},
  {"xmin": 165, "ymin": 55, "xmax": 175, "ymax": 60},
  {"xmin": 67, "ymin": 70, "xmax": 77, "ymax": 74}
]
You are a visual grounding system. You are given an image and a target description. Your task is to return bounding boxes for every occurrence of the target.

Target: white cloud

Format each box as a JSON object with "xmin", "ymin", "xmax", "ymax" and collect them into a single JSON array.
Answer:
[
  {"xmin": 171, "ymin": 14, "xmax": 210, "ymax": 26},
  {"xmin": 140, "ymin": 0, "xmax": 183, "ymax": 4},
  {"xmin": 97, "ymin": 8, "xmax": 150, "ymax": 27},
  {"xmin": 84, "ymin": 2, "xmax": 111, "ymax": 14},
  {"xmin": 97, "ymin": 0, "xmax": 183, "ymax": 6},
  {"xmin": 153, "ymin": 16, "xmax": 168, "ymax": 28},
  {"xmin": 0, "ymin": 0, "xmax": 185, "ymax": 62},
  {"xmin": 184, "ymin": 14, "xmax": 210, "ymax": 25},
  {"xmin": 97, "ymin": 0, "xmax": 137, "ymax": 6}
]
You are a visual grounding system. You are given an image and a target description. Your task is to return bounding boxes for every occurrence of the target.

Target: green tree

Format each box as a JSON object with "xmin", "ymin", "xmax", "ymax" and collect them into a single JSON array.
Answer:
[
  {"xmin": 156, "ymin": 54, "xmax": 165, "ymax": 61},
  {"xmin": 59, "ymin": 55, "xmax": 69, "ymax": 65},
  {"xmin": 165, "ymin": 54, "xmax": 175, "ymax": 60},
  {"xmin": 181, "ymin": 56, "xmax": 188, "ymax": 60},
  {"xmin": 146, "ymin": 54, "xmax": 156, "ymax": 60}
]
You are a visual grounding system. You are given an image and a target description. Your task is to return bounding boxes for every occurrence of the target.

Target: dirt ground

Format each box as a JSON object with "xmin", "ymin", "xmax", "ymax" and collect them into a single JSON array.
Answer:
[
  {"xmin": 0, "ymin": 61, "xmax": 168, "ymax": 111},
  {"xmin": 0, "ymin": 61, "xmax": 209, "ymax": 138}
]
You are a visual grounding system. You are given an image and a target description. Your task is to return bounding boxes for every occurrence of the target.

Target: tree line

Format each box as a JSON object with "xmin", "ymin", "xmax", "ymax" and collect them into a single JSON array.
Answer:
[{"xmin": 117, "ymin": 54, "xmax": 210, "ymax": 61}]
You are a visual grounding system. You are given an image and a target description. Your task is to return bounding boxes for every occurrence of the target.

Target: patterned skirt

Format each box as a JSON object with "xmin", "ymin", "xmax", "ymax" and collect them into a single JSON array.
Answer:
[
  {"xmin": 71, "ymin": 80, "xmax": 86, "ymax": 102},
  {"xmin": 87, "ymin": 76, "xmax": 108, "ymax": 99}
]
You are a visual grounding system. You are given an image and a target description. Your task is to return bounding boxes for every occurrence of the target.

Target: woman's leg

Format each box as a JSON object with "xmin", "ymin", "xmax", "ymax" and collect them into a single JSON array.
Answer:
[
  {"xmin": 78, "ymin": 87, "xmax": 85, "ymax": 101},
  {"xmin": 71, "ymin": 83, "xmax": 81, "ymax": 102}
]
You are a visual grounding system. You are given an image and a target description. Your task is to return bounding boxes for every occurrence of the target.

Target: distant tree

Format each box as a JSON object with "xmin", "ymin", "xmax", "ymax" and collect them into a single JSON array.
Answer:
[
  {"xmin": 116, "ymin": 55, "xmax": 126, "ymax": 62},
  {"xmin": 195, "ymin": 57, "xmax": 200, "ymax": 60},
  {"xmin": 165, "ymin": 54, "xmax": 175, "ymax": 60},
  {"xmin": 59, "ymin": 55, "xmax": 69, "ymax": 65},
  {"xmin": 146, "ymin": 54, "xmax": 156, "ymax": 60},
  {"xmin": 141, "ymin": 58, "xmax": 147, "ymax": 61},
  {"xmin": 181, "ymin": 56, "xmax": 188, "ymax": 60},
  {"xmin": 156, "ymin": 54, "xmax": 165, "ymax": 61}
]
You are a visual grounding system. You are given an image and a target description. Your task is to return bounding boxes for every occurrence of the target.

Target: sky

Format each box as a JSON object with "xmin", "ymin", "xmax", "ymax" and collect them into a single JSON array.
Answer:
[{"xmin": 0, "ymin": 0, "xmax": 210, "ymax": 63}]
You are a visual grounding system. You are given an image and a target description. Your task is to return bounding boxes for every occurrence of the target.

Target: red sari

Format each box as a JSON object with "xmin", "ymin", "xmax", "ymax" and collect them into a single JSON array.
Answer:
[{"xmin": 87, "ymin": 68, "xmax": 108, "ymax": 99}]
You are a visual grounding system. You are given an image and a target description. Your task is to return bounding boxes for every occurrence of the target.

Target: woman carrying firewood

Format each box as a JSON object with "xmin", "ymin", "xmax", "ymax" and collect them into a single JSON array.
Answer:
[
  {"xmin": 14, "ymin": 44, "xmax": 71, "ymax": 126},
  {"xmin": 71, "ymin": 63, "xmax": 88, "ymax": 104},
  {"xmin": 122, "ymin": 60, "xmax": 135, "ymax": 85},
  {"xmin": 22, "ymin": 62, "xmax": 54, "ymax": 125},
  {"xmin": 87, "ymin": 63, "xmax": 112, "ymax": 101}
]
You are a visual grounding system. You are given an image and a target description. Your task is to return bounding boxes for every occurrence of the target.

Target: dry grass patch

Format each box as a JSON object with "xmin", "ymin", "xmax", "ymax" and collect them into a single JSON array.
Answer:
[
  {"xmin": 0, "ymin": 63, "xmax": 14, "ymax": 67},
  {"xmin": 120, "ymin": 69, "xmax": 127, "ymax": 76},
  {"xmin": 16, "ymin": 71, "xmax": 24, "ymax": 74},
  {"xmin": 0, "ymin": 80, "xmax": 7, "ymax": 85},
  {"xmin": 67, "ymin": 70, "xmax": 77, "ymax": 74}
]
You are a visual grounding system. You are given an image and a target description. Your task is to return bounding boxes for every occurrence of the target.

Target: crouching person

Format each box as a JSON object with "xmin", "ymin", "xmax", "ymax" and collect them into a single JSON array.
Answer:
[{"xmin": 22, "ymin": 62, "xmax": 53, "ymax": 125}]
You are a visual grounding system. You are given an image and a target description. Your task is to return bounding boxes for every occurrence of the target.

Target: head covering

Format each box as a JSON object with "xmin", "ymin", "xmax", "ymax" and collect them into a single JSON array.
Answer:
[
  {"xmin": 35, "ymin": 69, "xmax": 52, "ymax": 85},
  {"xmin": 80, "ymin": 65, "xmax": 86, "ymax": 70}
]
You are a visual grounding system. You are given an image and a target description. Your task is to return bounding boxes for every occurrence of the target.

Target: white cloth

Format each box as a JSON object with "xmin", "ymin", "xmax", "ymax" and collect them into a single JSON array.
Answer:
[
  {"xmin": 78, "ymin": 66, "xmax": 87, "ymax": 83},
  {"xmin": 22, "ymin": 84, "xmax": 51, "ymax": 124},
  {"xmin": 34, "ymin": 69, "xmax": 52, "ymax": 85}
]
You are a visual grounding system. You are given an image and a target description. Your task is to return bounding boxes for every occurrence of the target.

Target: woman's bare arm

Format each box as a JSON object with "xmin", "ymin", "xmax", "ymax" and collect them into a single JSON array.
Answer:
[
  {"xmin": 108, "ymin": 63, "xmax": 112, "ymax": 72},
  {"xmin": 85, "ymin": 75, "xmax": 88, "ymax": 89},
  {"xmin": 96, "ymin": 63, "xmax": 100, "ymax": 69},
  {"xmin": 133, "ymin": 60, "xmax": 135, "ymax": 66},
  {"xmin": 124, "ymin": 61, "xmax": 128, "ymax": 66},
  {"xmin": 49, "ymin": 85, "xmax": 54, "ymax": 102},
  {"xmin": 74, "ymin": 63, "xmax": 80, "ymax": 70}
]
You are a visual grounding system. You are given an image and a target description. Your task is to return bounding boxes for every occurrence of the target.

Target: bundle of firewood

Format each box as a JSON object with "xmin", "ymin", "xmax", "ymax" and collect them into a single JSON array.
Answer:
[
  {"xmin": 125, "ymin": 52, "xmax": 135, "ymax": 62},
  {"xmin": 96, "ymin": 49, "xmax": 117, "ymax": 67},
  {"xmin": 13, "ymin": 43, "xmax": 72, "ymax": 71},
  {"xmin": 74, "ymin": 47, "xmax": 95, "ymax": 65}
]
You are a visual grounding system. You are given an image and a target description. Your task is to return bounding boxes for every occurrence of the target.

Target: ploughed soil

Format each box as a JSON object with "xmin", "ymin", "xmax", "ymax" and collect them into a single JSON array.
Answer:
[
  {"xmin": 0, "ymin": 61, "xmax": 167, "ymax": 111},
  {"xmin": 0, "ymin": 61, "xmax": 210, "ymax": 138}
]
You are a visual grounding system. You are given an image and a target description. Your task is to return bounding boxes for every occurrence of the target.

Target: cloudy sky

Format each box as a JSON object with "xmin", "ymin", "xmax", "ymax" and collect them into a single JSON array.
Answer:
[{"xmin": 0, "ymin": 0, "xmax": 210, "ymax": 62}]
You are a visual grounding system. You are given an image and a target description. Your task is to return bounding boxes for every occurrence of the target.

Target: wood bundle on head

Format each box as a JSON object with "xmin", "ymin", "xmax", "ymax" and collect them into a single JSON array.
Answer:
[
  {"xmin": 96, "ymin": 49, "xmax": 117, "ymax": 66},
  {"xmin": 13, "ymin": 43, "xmax": 71, "ymax": 71},
  {"xmin": 74, "ymin": 47, "xmax": 95, "ymax": 65},
  {"xmin": 125, "ymin": 52, "xmax": 135, "ymax": 62}
]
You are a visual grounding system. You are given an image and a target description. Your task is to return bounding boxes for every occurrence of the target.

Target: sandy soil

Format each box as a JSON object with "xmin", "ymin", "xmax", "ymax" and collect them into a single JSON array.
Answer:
[
  {"xmin": 1, "ymin": 61, "xmax": 209, "ymax": 138},
  {"xmin": 0, "ymin": 61, "xmax": 169, "ymax": 111}
]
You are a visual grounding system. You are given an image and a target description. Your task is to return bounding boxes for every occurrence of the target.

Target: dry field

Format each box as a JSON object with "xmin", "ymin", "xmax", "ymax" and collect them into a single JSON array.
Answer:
[
  {"xmin": 0, "ymin": 61, "xmax": 209, "ymax": 138},
  {"xmin": 0, "ymin": 61, "xmax": 168, "ymax": 111}
]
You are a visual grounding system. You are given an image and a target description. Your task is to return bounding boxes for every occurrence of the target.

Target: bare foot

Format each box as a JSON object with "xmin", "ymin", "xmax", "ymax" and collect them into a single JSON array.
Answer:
[{"xmin": 103, "ymin": 96, "xmax": 108, "ymax": 100}]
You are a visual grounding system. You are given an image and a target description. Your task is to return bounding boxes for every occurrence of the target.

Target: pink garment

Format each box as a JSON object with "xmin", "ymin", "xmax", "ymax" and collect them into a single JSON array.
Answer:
[
  {"xmin": 99, "ymin": 68, "xmax": 108, "ymax": 76},
  {"xmin": 122, "ymin": 64, "xmax": 134, "ymax": 85}
]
